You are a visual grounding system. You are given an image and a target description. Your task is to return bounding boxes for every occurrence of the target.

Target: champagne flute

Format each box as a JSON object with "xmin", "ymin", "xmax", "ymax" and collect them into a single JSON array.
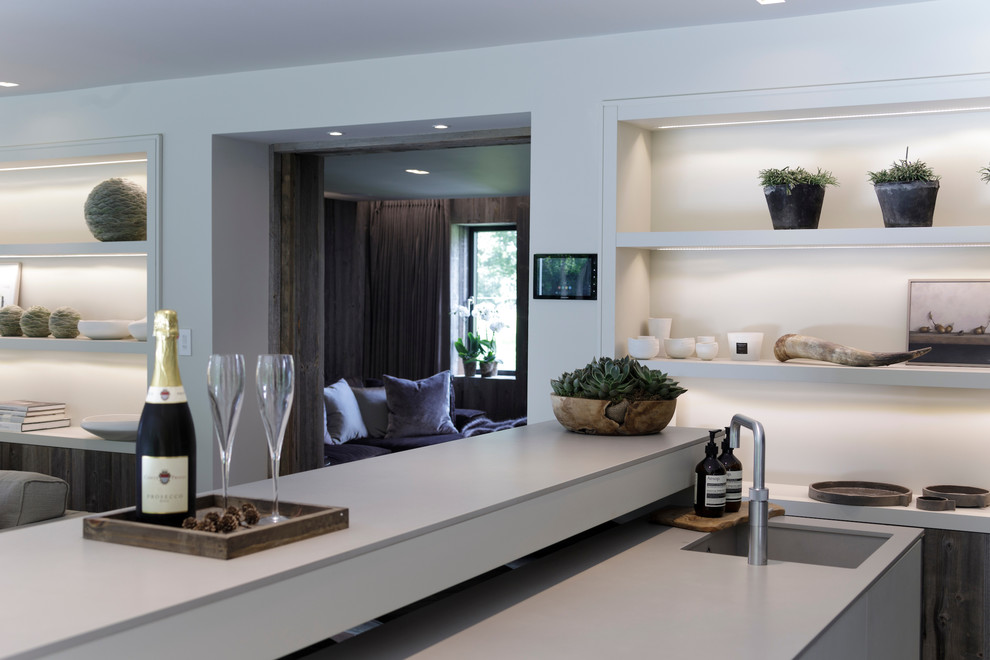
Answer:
[
  {"xmin": 206, "ymin": 354, "xmax": 245, "ymax": 511},
  {"xmin": 255, "ymin": 354, "xmax": 295, "ymax": 525}
]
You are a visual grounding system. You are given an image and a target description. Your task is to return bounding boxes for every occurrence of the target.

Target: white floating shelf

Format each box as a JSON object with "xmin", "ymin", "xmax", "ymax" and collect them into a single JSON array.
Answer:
[
  {"xmin": 0, "ymin": 425, "xmax": 135, "ymax": 454},
  {"xmin": 640, "ymin": 357, "xmax": 990, "ymax": 389},
  {"xmin": 0, "ymin": 336, "xmax": 148, "ymax": 354},
  {"xmin": 0, "ymin": 241, "xmax": 148, "ymax": 258},
  {"xmin": 617, "ymin": 226, "xmax": 990, "ymax": 250}
]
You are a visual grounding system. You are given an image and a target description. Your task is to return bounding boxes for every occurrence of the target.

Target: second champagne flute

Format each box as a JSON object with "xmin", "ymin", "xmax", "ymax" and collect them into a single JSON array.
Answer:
[{"xmin": 255, "ymin": 354, "xmax": 294, "ymax": 525}]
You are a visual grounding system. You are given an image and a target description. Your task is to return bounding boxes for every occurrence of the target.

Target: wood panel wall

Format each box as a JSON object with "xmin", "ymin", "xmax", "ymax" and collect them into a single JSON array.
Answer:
[
  {"xmin": 922, "ymin": 528, "xmax": 990, "ymax": 659},
  {"xmin": 1, "ymin": 442, "xmax": 134, "ymax": 512}
]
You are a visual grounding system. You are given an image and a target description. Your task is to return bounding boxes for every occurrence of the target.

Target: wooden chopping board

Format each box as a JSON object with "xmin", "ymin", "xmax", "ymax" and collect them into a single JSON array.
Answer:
[{"xmin": 649, "ymin": 503, "xmax": 785, "ymax": 532}]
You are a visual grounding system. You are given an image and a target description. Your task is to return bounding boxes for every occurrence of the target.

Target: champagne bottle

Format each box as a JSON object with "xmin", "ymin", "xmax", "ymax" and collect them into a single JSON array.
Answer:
[{"xmin": 136, "ymin": 309, "xmax": 196, "ymax": 526}]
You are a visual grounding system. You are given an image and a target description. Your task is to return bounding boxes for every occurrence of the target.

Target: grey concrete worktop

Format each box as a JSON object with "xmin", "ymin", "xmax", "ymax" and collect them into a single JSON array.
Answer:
[
  {"xmin": 0, "ymin": 421, "xmax": 708, "ymax": 659},
  {"xmin": 316, "ymin": 516, "xmax": 922, "ymax": 660}
]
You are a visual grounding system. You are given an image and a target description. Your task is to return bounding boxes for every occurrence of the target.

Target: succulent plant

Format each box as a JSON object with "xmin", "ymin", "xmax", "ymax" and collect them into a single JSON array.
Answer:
[
  {"xmin": 980, "ymin": 163, "xmax": 990, "ymax": 184},
  {"xmin": 758, "ymin": 166, "xmax": 838, "ymax": 190},
  {"xmin": 551, "ymin": 356, "xmax": 686, "ymax": 403}
]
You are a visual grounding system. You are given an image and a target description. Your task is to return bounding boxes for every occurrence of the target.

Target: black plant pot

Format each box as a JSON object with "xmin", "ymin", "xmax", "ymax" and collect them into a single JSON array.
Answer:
[
  {"xmin": 873, "ymin": 180, "xmax": 939, "ymax": 228},
  {"xmin": 763, "ymin": 184, "xmax": 826, "ymax": 230}
]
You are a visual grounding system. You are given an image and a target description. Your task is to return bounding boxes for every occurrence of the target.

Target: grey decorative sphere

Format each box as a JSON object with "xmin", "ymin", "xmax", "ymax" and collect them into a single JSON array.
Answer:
[
  {"xmin": 20, "ymin": 305, "xmax": 51, "ymax": 337},
  {"xmin": 0, "ymin": 305, "xmax": 23, "ymax": 336},
  {"xmin": 49, "ymin": 306, "xmax": 82, "ymax": 338},
  {"xmin": 83, "ymin": 177, "xmax": 147, "ymax": 242}
]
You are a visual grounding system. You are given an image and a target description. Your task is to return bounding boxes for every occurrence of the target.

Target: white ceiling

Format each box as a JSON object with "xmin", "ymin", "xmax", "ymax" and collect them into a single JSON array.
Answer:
[
  {"xmin": 2, "ymin": 0, "xmax": 932, "ymax": 98},
  {"xmin": 2, "ymin": 0, "xmax": 932, "ymax": 199}
]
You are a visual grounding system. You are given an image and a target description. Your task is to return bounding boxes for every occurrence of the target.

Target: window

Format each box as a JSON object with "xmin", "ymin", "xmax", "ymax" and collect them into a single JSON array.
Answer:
[{"xmin": 453, "ymin": 224, "xmax": 518, "ymax": 374}]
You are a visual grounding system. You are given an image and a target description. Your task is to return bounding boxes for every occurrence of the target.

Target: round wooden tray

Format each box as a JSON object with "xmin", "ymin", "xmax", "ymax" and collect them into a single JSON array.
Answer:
[
  {"xmin": 808, "ymin": 481, "xmax": 912, "ymax": 507},
  {"xmin": 922, "ymin": 485, "xmax": 990, "ymax": 508}
]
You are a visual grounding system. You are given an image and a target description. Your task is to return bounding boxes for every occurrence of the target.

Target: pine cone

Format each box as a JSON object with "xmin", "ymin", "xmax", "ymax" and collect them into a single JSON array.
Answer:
[
  {"xmin": 226, "ymin": 505, "xmax": 243, "ymax": 522},
  {"xmin": 195, "ymin": 518, "xmax": 217, "ymax": 533},
  {"xmin": 218, "ymin": 513, "xmax": 239, "ymax": 533},
  {"xmin": 181, "ymin": 516, "xmax": 198, "ymax": 529},
  {"xmin": 241, "ymin": 503, "xmax": 260, "ymax": 525}
]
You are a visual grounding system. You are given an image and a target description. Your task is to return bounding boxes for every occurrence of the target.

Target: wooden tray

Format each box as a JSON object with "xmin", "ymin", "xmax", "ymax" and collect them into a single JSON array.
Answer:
[
  {"xmin": 649, "ymin": 503, "xmax": 785, "ymax": 532},
  {"xmin": 923, "ymin": 485, "xmax": 990, "ymax": 508},
  {"xmin": 83, "ymin": 494, "xmax": 348, "ymax": 559},
  {"xmin": 809, "ymin": 481, "xmax": 912, "ymax": 507}
]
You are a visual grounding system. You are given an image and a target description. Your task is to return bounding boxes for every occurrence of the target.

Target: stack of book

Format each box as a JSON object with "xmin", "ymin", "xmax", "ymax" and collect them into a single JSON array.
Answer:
[{"xmin": 0, "ymin": 400, "xmax": 70, "ymax": 432}]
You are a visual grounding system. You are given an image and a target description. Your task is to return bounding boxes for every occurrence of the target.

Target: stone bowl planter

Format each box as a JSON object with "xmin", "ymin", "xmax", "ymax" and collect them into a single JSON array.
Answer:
[{"xmin": 550, "ymin": 394, "xmax": 676, "ymax": 435}]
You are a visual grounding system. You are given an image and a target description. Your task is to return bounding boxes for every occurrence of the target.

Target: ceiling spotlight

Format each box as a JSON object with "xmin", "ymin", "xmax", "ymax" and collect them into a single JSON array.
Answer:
[
  {"xmin": 327, "ymin": 131, "xmax": 344, "ymax": 136},
  {"xmin": 433, "ymin": 124, "xmax": 449, "ymax": 130},
  {"xmin": 405, "ymin": 169, "xmax": 430, "ymax": 175},
  {"xmin": 0, "ymin": 82, "xmax": 19, "ymax": 88},
  {"xmin": 756, "ymin": 0, "xmax": 785, "ymax": 4}
]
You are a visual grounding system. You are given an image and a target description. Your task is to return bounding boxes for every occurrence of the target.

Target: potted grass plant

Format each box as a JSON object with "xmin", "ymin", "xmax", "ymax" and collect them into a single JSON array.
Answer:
[
  {"xmin": 980, "ymin": 162, "xmax": 990, "ymax": 185},
  {"xmin": 758, "ymin": 166, "xmax": 839, "ymax": 230},
  {"xmin": 868, "ymin": 149, "xmax": 940, "ymax": 227}
]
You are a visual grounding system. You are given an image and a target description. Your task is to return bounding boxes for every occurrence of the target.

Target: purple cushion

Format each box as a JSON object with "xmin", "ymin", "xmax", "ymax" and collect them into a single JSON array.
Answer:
[
  {"xmin": 383, "ymin": 371, "xmax": 457, "ymax": 438},
  {"xmin": 352, "ymin": 386, "xmax": 389, "ymax": 438}
]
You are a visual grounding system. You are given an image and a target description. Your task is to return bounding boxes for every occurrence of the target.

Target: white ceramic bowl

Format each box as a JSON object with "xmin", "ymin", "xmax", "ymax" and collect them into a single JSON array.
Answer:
[
  {"xmin": 81, "ymin": 413, "xmax": 140, "ymax": 442},
  {"xmin": 627, "ymin": 335, "xmax": 660, "ymax": 359},
  {"xmin": 695, "ymin": 341, "xmax": 719, "ymax": 360},
  {"xmin": 696, "ymin": 335, "xmax": 716, "ymax": 344},
  {"xmin": 727, "ymin": 332, "xmax": 764, "ymax": 361},
  {"xmin": 663, "ymin": 337, "xmax": 696, "ymax": 359},
  {"xmin": 78, "ymin": 320, "xmax": 132, "ymax": 340},
  {"xmin": 128, "ymin": 317, "xmax": 147, "ymax": 341}
]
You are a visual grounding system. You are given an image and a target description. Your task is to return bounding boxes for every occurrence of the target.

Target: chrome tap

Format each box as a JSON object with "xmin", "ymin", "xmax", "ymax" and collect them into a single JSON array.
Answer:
[{"xmin": 729, "ymin": 414, "xmax": 768, "ymax": 566}]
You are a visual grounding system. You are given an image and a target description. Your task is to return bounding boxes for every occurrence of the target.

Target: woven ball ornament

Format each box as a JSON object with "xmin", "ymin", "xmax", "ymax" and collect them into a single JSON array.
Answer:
[
  {"xmin": 20, "ymin": 305, "xmax": 51, "ymax": 337},
  {"xmin": 49, "ymin": 306, "xmax": 82, "ymax": 338},
  {"xmin": 83, "ymin": 178, "xmax": 147, "ymax": 241},
  {"xmin": 0, "ymin": 305, "xmax": 23, "ymax": 336}
]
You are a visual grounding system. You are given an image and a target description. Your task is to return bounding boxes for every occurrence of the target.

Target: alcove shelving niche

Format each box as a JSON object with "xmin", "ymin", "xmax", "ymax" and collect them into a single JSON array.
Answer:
[
  {"xmin": 0, "ymin": 135, "xmax": 161, "ymax": 456},
  {"xmin": 601, "ymin": 80, "xmax": 990, "ymax": 391}
]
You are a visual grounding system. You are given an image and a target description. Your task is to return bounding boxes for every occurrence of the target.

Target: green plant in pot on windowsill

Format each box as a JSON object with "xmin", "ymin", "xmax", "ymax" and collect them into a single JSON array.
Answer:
[
  {"xmin": 759, "ymin": 166, "xmax": 839, "ymax": 230},
  {"xmin": 868, "ymin": 149, "xmax": 940, "ymax": 227},
  {"xmin": 550, "ymin": 356, "xmax": 686, "ymax": 435},
  {"xmin": 479, "ymin": 335, "xmax": 501, "ymax": 378},
  {"xmin": 455, "ymin": 331, "xmax": 483, "ymax": 377}
]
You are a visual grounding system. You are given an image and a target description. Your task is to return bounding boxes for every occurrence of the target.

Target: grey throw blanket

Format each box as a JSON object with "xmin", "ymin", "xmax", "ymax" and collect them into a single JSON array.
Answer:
[{"xmin": 461, "ymin": 416, "xmax": 528, "ymax": 437}]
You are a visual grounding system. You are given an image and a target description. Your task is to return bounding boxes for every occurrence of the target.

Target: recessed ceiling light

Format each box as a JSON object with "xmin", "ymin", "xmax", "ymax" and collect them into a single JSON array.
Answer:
[
  {"xmin": 0, "ymin": 82, "xmax": 19, "ymax": 88},
  {"xmin": 327, "ymin": 131, "xmax": 344, "ymax": 136},
  {"xmin": 433, "ymin": 124, "xmax": 449, "ymax": 130},
  {"xmin": 756, "ymin": 0, "xmax": 785, "ymax": 4},
  {"xmin": 405, "ymin": 169, "xmax": 430, "ymax": 175}
]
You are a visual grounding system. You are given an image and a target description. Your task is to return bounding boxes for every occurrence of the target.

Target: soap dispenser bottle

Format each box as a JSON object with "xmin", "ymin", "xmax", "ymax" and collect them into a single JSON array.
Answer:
[
  {"xmin": 718, "ymin": 426, "xmax": 743, "ymax": 514},
  {"xmin": 694, "ymin": 430, "xmax": 727, "ymax": 518}
]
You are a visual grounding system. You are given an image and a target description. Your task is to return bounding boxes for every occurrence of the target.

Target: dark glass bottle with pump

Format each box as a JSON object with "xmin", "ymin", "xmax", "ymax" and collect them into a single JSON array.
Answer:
[
  {"xmin": 694, "ymin": 430, "xmax": 727, "ymax": 518},
  {"xmin": 719, "ymin": 426, "xmax": 743, "ymax": 514},
  {"xmin": 136, "ymin": 310, "xmax": 196, "ymax": 526}
]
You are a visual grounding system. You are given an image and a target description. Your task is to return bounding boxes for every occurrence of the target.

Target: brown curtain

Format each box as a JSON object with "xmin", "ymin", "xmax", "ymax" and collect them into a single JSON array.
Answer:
[{"xmin": 364, "ymin": 200, "xmax": 451, "ymax": 380}]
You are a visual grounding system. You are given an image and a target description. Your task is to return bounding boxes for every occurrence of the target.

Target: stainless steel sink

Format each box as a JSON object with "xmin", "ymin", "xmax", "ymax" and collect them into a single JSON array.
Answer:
[{"xmin": 683, "ymin": 519, "xmax": 890, "ymax": 569}]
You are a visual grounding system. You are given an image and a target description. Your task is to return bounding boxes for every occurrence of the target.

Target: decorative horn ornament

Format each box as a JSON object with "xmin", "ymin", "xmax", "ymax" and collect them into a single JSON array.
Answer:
[{"xmin": 773, "ymin": 334, "xmax": 932, "ymax": 367}]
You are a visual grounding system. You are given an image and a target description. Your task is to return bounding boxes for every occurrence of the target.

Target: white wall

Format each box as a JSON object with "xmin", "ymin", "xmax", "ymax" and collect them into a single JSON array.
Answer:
[{"xmin": 2, "ymin": 0, "xmax": 989, "ymax": 490}]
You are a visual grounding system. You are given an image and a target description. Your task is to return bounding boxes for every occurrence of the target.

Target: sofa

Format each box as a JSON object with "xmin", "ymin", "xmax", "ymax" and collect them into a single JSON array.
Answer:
[
  {"xmin": 0, "ymin": 470, "xmax": 69, "ymax": 530},
  {"xmin": 323, "ymin": 371, "xmax": 525, "ymax": 466}
]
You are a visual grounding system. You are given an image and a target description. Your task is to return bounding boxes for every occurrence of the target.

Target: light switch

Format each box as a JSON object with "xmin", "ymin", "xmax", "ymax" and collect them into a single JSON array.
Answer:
[{"xmin": 178, "ymin": 328, "xmax": 191, "ymax": 356}]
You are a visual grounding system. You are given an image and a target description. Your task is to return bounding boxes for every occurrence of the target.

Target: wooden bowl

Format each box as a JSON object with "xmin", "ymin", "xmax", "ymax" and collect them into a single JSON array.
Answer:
[{"xmin": 550, "ymin": 395, "xmax": 676, "ymax": 435}]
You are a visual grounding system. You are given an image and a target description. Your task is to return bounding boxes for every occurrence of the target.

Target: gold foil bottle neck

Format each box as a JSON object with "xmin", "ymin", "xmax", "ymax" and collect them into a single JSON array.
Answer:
[
  {"xmin": 153, "ymin": 309, "xmax": 179, "ymax": 338},
  {"xmin": 150, "ymin": 309, "xmax": 182, "ymax": 388}
]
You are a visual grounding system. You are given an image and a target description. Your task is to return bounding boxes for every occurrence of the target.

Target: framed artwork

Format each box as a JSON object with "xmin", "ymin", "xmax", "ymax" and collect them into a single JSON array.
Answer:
[
  {"xmin": 533, "ymin": 254, "xmax": 597, "ymax": 300},
  {"xmin": 0, "ymin": 263, "xmax": 20, "ymax": 308},
  {"xmin": 907, "ymin": 279, "xmax": 990, "ymax": 366}
]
